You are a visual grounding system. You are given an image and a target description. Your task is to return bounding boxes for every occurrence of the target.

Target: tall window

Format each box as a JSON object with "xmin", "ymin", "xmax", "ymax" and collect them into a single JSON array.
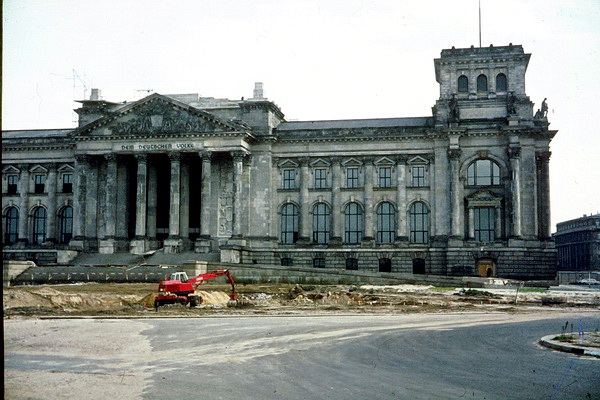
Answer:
[
  {"xmin": 283, "ymin": 169, "xmax": 296, "ymax": 189},
  {"xmin": 467, "ymin": 159, "xmax": 500, "ymax": 186},
  {"xmin": 4, "ymin": 207, "xmax": 19, "ymax": 244},
  {"xmin": 474, "ymin": 207, "xmax": 495, "ymax": 242},
  {"xmin": 32, "ymin": 207, "xmax": 47, "ymax": 244},
  {"xmin": 411, "ymin": 166, "xmax": 425, "ymax": 187},
  {"xmin": 346, "ymin": 258, "xmax": 358, "ymax": 270},
  {"xmin": 345, "ymin": 202, "xmax": 363, "ymax": 244},
  {"xmin": 409, "ymin": 202, "xmax": 429, "ymax": 243},
  {"xmin": 7, "ymin": 175, "xmax": 19, "ymax": 194},
  {"xmin": 62, "ymin": 173, "xmax": 73, "ymax": 193},
  {"xmin": 312, "ymin": 203, "xmax": 330, "ymax": 244},
  {"xmin": 34, "ymin": 174, "xmax": 46, "ymax": 194},
  {"xmin": 379, "ymin": 167, "xmax": 392, "ymax": 188},
  {"xmin": 477, "ymin": 74, "xmax": 488, "ymax": 92},
  {"xmin": 59, "ymin": 206, "xmax": 73, "ymax": 244},
  {"xmin": 280, "ymin": 203, "xmax": 299, "ymax": 244},
  {"xmin": 496, "ymin": 73, "xmax": 507, "ymax": 92},
  {"xmin": 314, "ymin": 168, "xmax": 327, "ymax": 189},
  {"xmin": 377, "ymin": 202, "xmax": 395, "ymax": 244},
  {"xmin": 458, "ymin": 75, "xmax": 468, "ymax": 93},
  {"xmin": 313, "ymin": 258, "xmax": 325, "ymax": 268},
  {"xmin": 347, "ymin": 167, "xmax": 359, "ymax": 188}
]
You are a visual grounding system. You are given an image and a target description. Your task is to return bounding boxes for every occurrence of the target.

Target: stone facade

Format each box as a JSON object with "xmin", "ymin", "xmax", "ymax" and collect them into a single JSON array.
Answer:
[
  {"xmin": 2, "ymin": 44, "xmax": 557, "ymax": 279},
  {"xmin": 553, "ymin": 214, "xmax": 600, "ymax": 271}
]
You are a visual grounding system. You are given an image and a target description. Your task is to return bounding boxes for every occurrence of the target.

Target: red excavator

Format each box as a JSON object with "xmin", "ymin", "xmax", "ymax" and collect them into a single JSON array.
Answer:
[{"xmin": 154, "ymin": 269, "xmax": 238, "ymax": 310}]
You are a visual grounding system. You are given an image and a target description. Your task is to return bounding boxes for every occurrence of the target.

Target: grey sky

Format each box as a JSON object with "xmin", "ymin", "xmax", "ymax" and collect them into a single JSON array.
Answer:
[{"xmin": 3, "ymin": 0, "xmax": 599, "ymax": 229}]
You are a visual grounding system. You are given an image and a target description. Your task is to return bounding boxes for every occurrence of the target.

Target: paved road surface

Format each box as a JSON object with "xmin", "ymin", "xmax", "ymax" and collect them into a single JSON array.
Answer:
[{"xmin": 5, "ymin": 312, "xmax": 600, "ymax": 399}]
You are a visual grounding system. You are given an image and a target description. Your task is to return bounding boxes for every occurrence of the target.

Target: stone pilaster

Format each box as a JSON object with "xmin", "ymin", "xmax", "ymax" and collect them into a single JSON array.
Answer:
[
  {"xmin": 99, "ymin": 154, "xmax": 118, "ymax": 254},
  {"xmin": 179, "ymin": 157, "xmax": 191, "ymax": 248},
  {"xmin": 196, "ymin": 151, "xmax": 213, "ymax": 253},
  {"xmin": 147, "ymin": 161, "xmax": 158, "ymax": 240},
  {"xmin": 130, "ymin": 154, "xmax": 149, "ymax": 254},
  {"xmin": 536, "ymin": 151, "xmax": 551, "ymax": 239},
  {"xmin": 84, "ymin": 158, "xmax": 99, "ymax": 242},
  {"xmin": 330, "ymin": 157, "xmax": 342, "ymax": 245},
  {"xmin": 433, "ymin": 141, "xmax": 450, "ymax": 240},
  {"xmin": 231, "ymin": 152, "xmax": 245, "ymax": 238},
  {"xmin": 508, "ymin": 145, "xmax": 522, "ymax": 238},
  {"xmin": 164, "ymin": 152, "xmax": 183, "ymax": 253},
  {"xmin": 362, "ymin": 157, "xmax": 374, "ymax": 244},
  {"xmin": 395, "ymin": 155, "xmax": 408, "ymax": 242},
  {"xmin": 45, "ymin": 164, "xmax": 58, "ymax": 244},
  {"xmin": 71, "ymin": 156, "xmax": 87, "ymax": 248},
  {"xmin": 448, "ymin": 148, "xmax": 463, "ymax": 239},
  {"xmin": 17, "ymin": 164, "xmax": 30, "ymax": 245},
  {"xmin": 297, "ymin": 157, "xmax": 310, "ymax": 243}
]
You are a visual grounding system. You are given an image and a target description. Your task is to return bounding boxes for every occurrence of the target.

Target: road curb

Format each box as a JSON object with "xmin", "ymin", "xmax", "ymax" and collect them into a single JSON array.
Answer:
[{"xmin": 539, "ymin": 334, "xmax": 600, "ymax": 358}]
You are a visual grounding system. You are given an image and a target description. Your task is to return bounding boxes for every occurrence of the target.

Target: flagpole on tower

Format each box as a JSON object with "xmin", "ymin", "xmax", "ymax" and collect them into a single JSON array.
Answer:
[{"xmin": 479, "ymin": 0, "xmax": 482, "ymax": 47}]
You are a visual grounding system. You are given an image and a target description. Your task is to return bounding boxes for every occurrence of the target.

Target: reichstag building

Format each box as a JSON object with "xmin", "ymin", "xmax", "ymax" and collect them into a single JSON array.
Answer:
[{"xmin": 2, "ymin": 44, "xmax": 557, "ymax": 279}]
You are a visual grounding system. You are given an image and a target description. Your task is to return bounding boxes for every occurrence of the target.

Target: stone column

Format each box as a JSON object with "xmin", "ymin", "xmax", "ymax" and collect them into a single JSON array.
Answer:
[
  {"xmin": 298, "ymin": 157, "xmax": 310, "ymax": 243},
  {"xmin": 200, "ymin": 152, "xmax": 212, "ymax": 237},
  {"xmin": 179, "ymin": 158, "xmax": 190, "ymax": 245},
  {"xmin": 72, "ymin": 156, "xmax": 87, "ymax": 243},
  {"xmin": 448, "ymin": 148, "xmax": 463, "ymax": 239},
  {"xmin": 164, "ymin": 153, "xmax": 183, "ymax": 253},
  {"xmin": 231, "ymin": 152, "xmax": 245, "ymax": 237},
  {"xmin": 147, "ymin": 161, "xmax": 158, "ymax": 241},
  {"xmin": 495, "ymin": 205, "xmax": 502, "ymax": 240},
  {"xmin": 130, "ymin": 154, "xmax": 148, "ymax": 254},
  {"xmin": 363, "ymin": 157, "xmax": 374, "ymax": 243},
  {"xmin": 395, "ymin": 156, "xmax": 408, "ymax": 242},
  {"xmin": 99, "ymin": 154, "xmax": 118, "ymax": 254},
  {"xmin": 330, "ymin": 157, "xmax": 342, "ymax": 244},
  {"xmin": 17, "ymin": 164, "xmax": 30, "ymax": 245},
  {"xmin": 85, "ymin": 158, "xmax": 99, "ymax": 241},
  {"xmin": 45, "ymin": 164, "xmax": 58, "ymax": 244},
  {"xmin": 508, "ymin": 146, "xmax": 522, "ymax": 238},
  {"xmin": 468, "ymin": 207, "xmax": 475, "ymax": 239},
  {"xmin": 536, "ymin": 151, "xmax": 551, "ymax": 239}
]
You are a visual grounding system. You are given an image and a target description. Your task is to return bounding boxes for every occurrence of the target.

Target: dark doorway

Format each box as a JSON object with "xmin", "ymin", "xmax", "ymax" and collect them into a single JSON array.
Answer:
[
  {"xmin": 379, "ymin": 258, "xmax": 392, "ymax": 273},
  {"xmin": 412, "ymin": 258, "xmax": 426, "ymax": 274}
]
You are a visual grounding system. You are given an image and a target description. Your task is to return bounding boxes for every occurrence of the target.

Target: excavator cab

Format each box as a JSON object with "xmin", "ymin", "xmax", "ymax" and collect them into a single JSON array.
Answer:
[{"xmin": 168, "ymin": 272, "xmax": 189, "ymax": 282}]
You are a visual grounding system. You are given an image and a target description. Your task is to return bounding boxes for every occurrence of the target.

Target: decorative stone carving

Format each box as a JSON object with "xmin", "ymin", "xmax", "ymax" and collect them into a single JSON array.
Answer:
[
  {"xmin": 447, "ymin": 148, "xmax": 462, "ymax": 160},
  {"xmin": 536, "ymin": 151, "xmax": 551, "ymax": 163},
  {"xmin": 110, "ymin": 100, "xmax": 215, "ymax": 135},
  {"xmin": 217, "ymin": 163, "xmax": 234, "ymax": 236},
  {"xmin": 507, "ymin": 146, "xmax": 521, "ymax": 159}
]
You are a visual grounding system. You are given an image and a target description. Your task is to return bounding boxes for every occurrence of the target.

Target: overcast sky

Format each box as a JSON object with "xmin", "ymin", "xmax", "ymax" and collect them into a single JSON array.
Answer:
[{"xmin": 3, "ymin": 0, "xmax": 599, "ymax": 230}]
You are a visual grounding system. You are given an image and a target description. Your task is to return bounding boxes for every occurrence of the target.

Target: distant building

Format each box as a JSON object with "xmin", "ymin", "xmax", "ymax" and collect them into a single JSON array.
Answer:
[
  {"xmin": 2, "ymin": 44, "xmax": 558, "ymax": 279},
  {"xmin": 554, "ymin": 214, "xmax": 600, "ymax": 270}
]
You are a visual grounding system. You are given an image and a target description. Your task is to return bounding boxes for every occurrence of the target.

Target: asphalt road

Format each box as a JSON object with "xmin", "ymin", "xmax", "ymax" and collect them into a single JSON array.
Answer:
[{"xmin": 5, "ymin": 312, "xmax": 600, "ymax": 400}]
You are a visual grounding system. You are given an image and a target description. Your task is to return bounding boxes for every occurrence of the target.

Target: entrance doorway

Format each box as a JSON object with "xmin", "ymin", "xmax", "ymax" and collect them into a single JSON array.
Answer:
[{"xmin": 477, "ymin": 258, "xmax": 494, "ymax": 277}]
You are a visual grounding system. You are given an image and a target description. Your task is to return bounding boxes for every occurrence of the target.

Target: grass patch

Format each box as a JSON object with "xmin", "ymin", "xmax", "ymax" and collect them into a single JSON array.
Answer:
[
  {"xmin": 431, "ymin": 287, "xmax": 456, "ymax": 291},
  {"xmin": 519, "ymin": 288, "xmax": 547, "ymax": 293},
  {"xmin": 553, "ymin": 334, "xmax": 572, "ymax": 342}
]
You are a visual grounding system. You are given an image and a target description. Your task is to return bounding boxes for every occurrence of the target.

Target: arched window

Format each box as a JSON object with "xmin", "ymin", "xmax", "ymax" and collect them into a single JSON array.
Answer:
[
  {"xmin": 312, "ymin": 203, "xmax": 330, "ymax": 244},
  {"xmin": 477, "ymin": 74, "xmax": 488, "ymax": 92},
  {"xmin": 458, "ymin": 75, "xmax": 468, "ymax": 93},
  {"xmin": 59, "ymin": 206, "xmax": 73, "ymax": 244},
  {"xmin": 32, "ymin": 207, "xmax": 47, "ymax": 245},
  {"xmin": 467, "ymin": 159, "xmax": 500, "ymax": 186},
  {"xmin": 496, "ymin": 73, "xmax": 507, "ymax": 92},
  {"xmin": 376, "ymin": 202, "xmax": 395, "ymax": 244},
  {"xmin": 409, "ymin": 202, "xmax": 429, "ymax": 243},
  {"xmin": 280, "ymin": 203, "xmax": 299, "ymax": 244},
  {"xmin": 4, "ymin": 207, "xmax": 19, "ymax": 244},
  {"xmin": 344, "ymin": 202, "xmax": 363, "ymax": 244}
]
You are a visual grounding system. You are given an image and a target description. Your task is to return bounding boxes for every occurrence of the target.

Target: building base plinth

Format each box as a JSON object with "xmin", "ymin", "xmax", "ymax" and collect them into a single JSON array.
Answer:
[
  {"xmin": 164, "ymin": 238, "xmax": 184, "ymax": 254},
  {"xmin": 130, "ymin": 239, "xmax": 150, "ymax": 255},
  {"xmin": 99, "ymin": 239, "xmax": 119, "ymax": 254},
  {"xmin": 195, "ymin": 238, "xmax": 212, "ymax": 253}
]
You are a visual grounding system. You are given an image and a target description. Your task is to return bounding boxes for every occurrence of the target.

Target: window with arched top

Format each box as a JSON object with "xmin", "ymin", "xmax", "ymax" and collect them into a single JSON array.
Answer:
[
  {"xmin": 312, "ymin": 203, "xmax": 331, "ymax": 244},
  {"xmin": 344, "ymin": 202, "xmax": 363, "ymax": 244},
  {"xmin": 458, "ymin": 75, "xmax": 469, "ymax": 93},
  {"xmin": 32, "ymin": 207, "xmax": 47, "ymax": 245},
  {"xmin": 376, "ymin": 202, "xmax": 396, "ymax": 244},
  {"xmin": 409, "ymin": 202, "xmax": 429, "ymax": 244},
  {"xmin": 59, "ymin": 206, "xmax": 73, "ymax": 244},
  {"xmin": 467, "ymin": 159, "xmax": 501, "ymax": 186},
  {"xmin": 477, "ymin": 74, "xmax": 488, "ymax": 92},
  {"xmin": 280, "ymin": 203, "xmax": 299, "ymax": 244},
  {"xmin": 496, "ymin": 73, "xmax": 507, "ymax": 92},
  {"xmin": 4, "ymin": 207, "xmax": 19, "ymax": 244}
]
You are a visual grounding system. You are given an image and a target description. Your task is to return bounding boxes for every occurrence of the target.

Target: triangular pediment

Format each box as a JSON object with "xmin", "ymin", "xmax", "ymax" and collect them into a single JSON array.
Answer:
[
  {"xmin": 278, "ymin": 159, "xmax": 299, "ymax": 168},
  {"xmin": 3, "ymin": 165, "xmax": 20, "ymax": 174},
  {"xmin": 374, "ymin": 156, "xmax": 394, "ymax": 166},
  {"xmin": 466, "ymin": 189, "xmax": 502, "ymax": 206},
  {"xmin": 408, "ymin": 155, "xmax": 429, "ymax": 165},
  {"xmin": 342, "ymin": 157, "xmax": 363, "ymax": 167},
  {"xmin": 310, "ymin": 158, "xmax": 331, "ymax": 167},
  {"xmin": 75, "ymin": 94, "xmax": 247, "ymax": 137}
]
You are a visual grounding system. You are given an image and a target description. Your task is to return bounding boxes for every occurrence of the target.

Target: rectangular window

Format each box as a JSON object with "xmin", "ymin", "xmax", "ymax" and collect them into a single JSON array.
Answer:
[
  {"xmin": 62, "ymin": 173, "xmax": 73, "ymax": 193},
  {"xmin": 283, "ymin": 169, "xmax": 296, "ymax": 189},
  {"xmin": 34, "ymin": 174, "xmax": 46, "ymax": 194},
  {"xmin": 379, "ymin": 258, "xmax": 392, "ymax": 273},
  {"xmin": 7, "ymin": 175, "xmax": 19, "ymax": 194},
  {"xmin": 281, "ymin": 258, "xmax": 293, "ymax": 266},
  {"xmin": 314, "ymin": 168, "xmax": 327, "ymax": 189},
  {"xmin": 345, "ymin": 258, "xmax": 358, "ymax": 270},
  {"xmin": 474, "ymin": 207, "xmax": 496, "ymax": 242},
  {"xmin": 411, "ymin": 166, "xmax": 425, "ymax": 187},
  {"xmin": 347, "ymin": 167, "xmax": 359, "ymax": 188},
  {"xmin": 313, "ymin": 258, "xmax": 326, "ymax": 268},
  {"xmin": 378, "ymin": 167, "xmax": 391, "ymax": 188}
]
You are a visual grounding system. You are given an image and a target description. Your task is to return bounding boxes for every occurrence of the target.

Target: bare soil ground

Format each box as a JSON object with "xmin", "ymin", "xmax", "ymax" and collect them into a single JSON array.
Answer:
[{"xmin": 3, "ymin": 282, "xmax": 600, "ymax": 317}]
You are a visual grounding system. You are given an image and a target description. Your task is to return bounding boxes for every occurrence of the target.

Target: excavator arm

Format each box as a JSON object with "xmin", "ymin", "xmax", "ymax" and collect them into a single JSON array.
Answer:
[{"xmin": 188, "ymin": 269, "xmax": 237, "ymax": 302}]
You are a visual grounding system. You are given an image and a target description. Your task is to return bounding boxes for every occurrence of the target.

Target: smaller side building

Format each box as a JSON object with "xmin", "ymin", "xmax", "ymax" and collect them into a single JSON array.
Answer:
[{"xmin": 553, "ymin": 214, "xmax": 600, "ymax": 271}]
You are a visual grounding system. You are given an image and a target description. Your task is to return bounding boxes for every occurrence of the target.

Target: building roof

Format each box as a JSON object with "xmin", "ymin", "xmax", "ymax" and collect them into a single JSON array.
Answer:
[
  {"xmin": 276, "ymin": 117, "xmax": 433, "ymax": 131},
  {"xmin": 2, "ymin": 129, "xmax": 74, "ymax": 139}
]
